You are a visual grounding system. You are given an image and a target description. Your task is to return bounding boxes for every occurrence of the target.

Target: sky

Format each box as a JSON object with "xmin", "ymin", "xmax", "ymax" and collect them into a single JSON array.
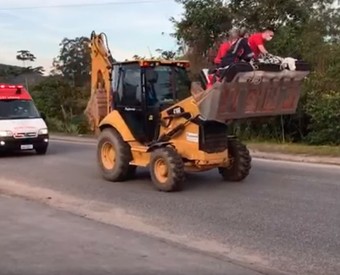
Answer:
[{"xmin": 0, "ymin": 0, "xmax": 184, "ymax": 74}]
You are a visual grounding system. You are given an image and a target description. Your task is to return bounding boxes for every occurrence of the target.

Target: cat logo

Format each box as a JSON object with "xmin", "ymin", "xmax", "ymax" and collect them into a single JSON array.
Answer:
[{"xmin": 173, "ymin": 107, "xmax": 181, "ymax": 114}]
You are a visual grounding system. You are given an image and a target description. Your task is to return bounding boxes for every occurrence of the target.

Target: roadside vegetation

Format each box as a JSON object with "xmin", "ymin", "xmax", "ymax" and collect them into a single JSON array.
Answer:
[
  {"xmin": 0, "ymin": 0, "xmax": 339, "ymax": 153},
  {"xmin": 247, "ymin": 141, "xmax": 340, "ymax": 157}
]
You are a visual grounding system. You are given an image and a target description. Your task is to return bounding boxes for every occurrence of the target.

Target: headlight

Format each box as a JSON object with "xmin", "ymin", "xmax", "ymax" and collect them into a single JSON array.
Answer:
[
  {"xmin": 0, "ymin": 130, "xmax": 13, "ymax": 137},
  {"xmin": 38, "ymin": 128, "xmax": 48, "ymax": 135}
]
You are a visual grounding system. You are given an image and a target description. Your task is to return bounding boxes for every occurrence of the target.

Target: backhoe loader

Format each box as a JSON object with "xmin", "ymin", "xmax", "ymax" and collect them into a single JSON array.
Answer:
[{"xmin": 85, "ymin": 31, "xmax": 310, "ymax": 192}]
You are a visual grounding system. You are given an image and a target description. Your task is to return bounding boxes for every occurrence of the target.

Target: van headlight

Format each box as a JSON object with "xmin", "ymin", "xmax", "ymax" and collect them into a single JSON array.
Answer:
[
  {"xmin": 38, "ymin": 128, "xmax": 48, "ymax": 135},
  {"xmin": 0, "ymin": 130, "xmax": 13, "ymax": 137}
]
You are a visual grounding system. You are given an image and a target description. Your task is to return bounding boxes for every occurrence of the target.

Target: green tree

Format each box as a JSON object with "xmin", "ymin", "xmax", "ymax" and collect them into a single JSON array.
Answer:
[
  {"xmin": 170, "ymin": 0, "xmax": 232, "ymax": 73},
  {"xmin": 131, "ymin": 54, "xmax": 145, "ymax": 60},
  {"xmin": 171, "ymin": 0, "xmax": 340, "ymax": 145},
  {"xmin": 15, "ymin": 50, "xmax": 43, "ymax": 88},
  {"xmin": 31, "ymin": 76, "xmax": 90, "ymax": 134},
  {"xmin": 16, "ymin": 50, "xmax": 36, "ymax": 67},
  {"xmin": 52, "ymin": 36, "xmax": 91, "ymax": 87},
  {"xmin": 155, "ymin": 49, "xmax": 177, "ymax": 60}
]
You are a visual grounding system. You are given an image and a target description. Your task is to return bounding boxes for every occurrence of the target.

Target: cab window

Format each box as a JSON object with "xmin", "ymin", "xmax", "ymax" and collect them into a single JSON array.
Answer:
[{"xmin": 117, "ymin": 65, "xmax": 142, "ymax": 107}]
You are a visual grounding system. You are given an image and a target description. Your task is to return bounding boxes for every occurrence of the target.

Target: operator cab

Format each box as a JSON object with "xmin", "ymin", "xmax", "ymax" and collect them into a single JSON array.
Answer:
[{"xmin": 111, "ymin": 60, "xmax": 191, "ymax": 143}]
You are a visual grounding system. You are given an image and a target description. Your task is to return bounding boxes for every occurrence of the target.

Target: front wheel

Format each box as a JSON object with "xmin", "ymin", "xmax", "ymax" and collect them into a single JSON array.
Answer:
[
  {"xmin": 97, "ymin": 127, "xmax": 135, "ymax": 182},
  {"xmin": 150, "ymin": 147, "xmax": 185, "ymax": 192},
  {"xmin": 219, "ymin": 138, "xmax": 251, "ymax": 182}
]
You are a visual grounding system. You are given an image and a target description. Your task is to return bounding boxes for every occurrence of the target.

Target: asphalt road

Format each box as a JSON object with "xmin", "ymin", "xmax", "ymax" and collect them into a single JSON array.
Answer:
[
  {"xmin": 1, "ymin": 140, "xmax": 340, "ymax": 275},
  {"xmin": 1, "ymin": 194, "xmax": 258, "ymax": 275}
]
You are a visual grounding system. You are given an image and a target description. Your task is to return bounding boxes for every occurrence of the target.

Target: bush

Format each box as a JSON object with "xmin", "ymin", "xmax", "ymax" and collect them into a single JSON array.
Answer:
[
  {"xmin": 45, "ymin": 116, "xmax": 91, "ymax": 135},
  {"xmin": 70, "ymin": 114, "xmax": 91, "ymax": 134},
  {"xmin": 305, "ymin": 90, "xmax": 340, "ymax": 145}
]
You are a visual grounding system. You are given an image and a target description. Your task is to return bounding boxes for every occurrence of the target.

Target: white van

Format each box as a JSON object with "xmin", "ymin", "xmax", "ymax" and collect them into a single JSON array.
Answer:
[{"xmin": 0, "ymin": 83, "xmax": 49, "ymax": 154}]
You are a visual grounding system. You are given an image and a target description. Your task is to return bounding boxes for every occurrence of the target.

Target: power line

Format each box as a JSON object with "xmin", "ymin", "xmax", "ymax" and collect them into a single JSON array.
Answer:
[{"xmin": 0, "ymin": 0, "xmax": 172, "ymax": 11}]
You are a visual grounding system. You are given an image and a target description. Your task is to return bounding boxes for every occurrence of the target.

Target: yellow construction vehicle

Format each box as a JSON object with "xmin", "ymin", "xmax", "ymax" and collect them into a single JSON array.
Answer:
[{"xmin": 86, "ymin": 31, "xmax": 310, "ymax": 192}]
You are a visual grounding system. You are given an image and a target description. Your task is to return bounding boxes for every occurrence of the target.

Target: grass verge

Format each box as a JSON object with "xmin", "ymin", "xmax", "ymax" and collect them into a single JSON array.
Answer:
[
  {"xmin": 50, "ymin": 131, "xmax": 95, "ymax": 138},
  {"xmin": 246, "ymin": 141, "xmax": 340, "ymax": 158}
]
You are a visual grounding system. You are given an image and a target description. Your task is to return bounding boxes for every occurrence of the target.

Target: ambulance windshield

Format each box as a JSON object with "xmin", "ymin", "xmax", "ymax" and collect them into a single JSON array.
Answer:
[{"xmin": 0, "ymin": 99, "xmax": 41, "ymax": 120}]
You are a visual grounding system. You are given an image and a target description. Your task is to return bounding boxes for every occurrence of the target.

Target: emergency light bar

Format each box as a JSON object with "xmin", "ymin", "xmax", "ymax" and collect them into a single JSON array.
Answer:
[
  {"xmin": 0, "ymin": 83, "xmax": 29, "ymax": 100},
  {"xmin": 0, "ymin": 84, "xmax": 24, "ymax": 89},
  {"xmin": 139, "ymin": 61, "xmax": 190, "ymax": 68}
]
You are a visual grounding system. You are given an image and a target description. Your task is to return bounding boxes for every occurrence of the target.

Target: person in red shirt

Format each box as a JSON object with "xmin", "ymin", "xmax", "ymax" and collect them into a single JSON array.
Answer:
[
  {"xmin": 220, "ymin": 27, "xmax": 254, "ymax": 68},
  {"xmin": 214, "ymin": 28, "xmax": 239, "ymax": 66},
  {"xmin": 204, "ymin": 28, "xmax": 239, "ymax": 89},
  {"xmin": 248, "ymin": 27, "xmax": 275, "ymax": 59}
]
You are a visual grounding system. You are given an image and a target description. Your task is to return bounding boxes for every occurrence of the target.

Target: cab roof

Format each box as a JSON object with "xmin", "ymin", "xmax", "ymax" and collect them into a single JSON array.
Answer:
[
  {"xmin": 113, "ymin": 59, "xmax": 190, "ymax": 68},
  {"xmin": 0, "ymin": 83, "xmax": 31, "ymax": 100}
]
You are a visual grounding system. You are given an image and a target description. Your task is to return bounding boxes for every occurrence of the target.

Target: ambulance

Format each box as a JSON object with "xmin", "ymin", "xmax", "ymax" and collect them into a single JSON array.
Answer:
[{"xmin": 0, "ymin": 83, "xmax": 49, "ymax": 154}]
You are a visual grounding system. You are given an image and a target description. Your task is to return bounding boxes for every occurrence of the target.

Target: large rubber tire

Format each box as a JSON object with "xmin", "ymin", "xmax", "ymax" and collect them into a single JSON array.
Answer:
[
  {"xmin": 97, "ymin": 127, "xmax": 136, "ymax": 182},
  {"xmin": 150, "ymin": 147, "xmax": 185, "ymax": 192},
  {"xmin": 219, "ymin": 138, "xmax": 251, "ymax": 182}
]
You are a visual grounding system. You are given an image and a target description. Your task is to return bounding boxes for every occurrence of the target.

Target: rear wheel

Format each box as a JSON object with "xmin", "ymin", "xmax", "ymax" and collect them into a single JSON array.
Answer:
[
  {"xmin": 219, "ymin": 138, "xmax": 251, "ymax": 181},
  {"xmin": 97, "ymin": 127, "xmax": 136, "ymax": 182},
  {"xmin": 150, "ymin": 147, "xmax": 185, "ymax": 192}
]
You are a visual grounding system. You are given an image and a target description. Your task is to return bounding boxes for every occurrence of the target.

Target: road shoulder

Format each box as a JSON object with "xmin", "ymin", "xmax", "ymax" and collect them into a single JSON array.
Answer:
[
  {"xmin": 50, "ymin": 134, "xmax": 340, "ymax": 166},
  {"xmin": 0, "ymin": 194, "xmax": 262, "ymax": 275}
]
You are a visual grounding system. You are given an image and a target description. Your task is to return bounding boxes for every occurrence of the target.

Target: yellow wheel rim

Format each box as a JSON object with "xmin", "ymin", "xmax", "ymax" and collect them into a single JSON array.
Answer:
[
  {"xmin": 154, "ymin": 159, "xmax": 169, "ymax": 184},
  {"xmin": 101, "ymin": 142, "xmax": 116, "ymax": 170}
]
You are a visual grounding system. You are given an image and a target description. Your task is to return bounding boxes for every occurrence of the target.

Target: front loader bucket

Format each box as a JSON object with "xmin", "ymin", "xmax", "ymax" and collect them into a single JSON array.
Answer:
[{"xmin": 193, "ymin": 62, "xmax": 310, "ymax": 123}]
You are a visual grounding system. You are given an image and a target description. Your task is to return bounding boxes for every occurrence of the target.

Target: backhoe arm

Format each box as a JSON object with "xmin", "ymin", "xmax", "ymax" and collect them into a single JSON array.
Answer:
[{"xmin": 85, "ymin": 31, "xmax": 115, "ymax": 134}]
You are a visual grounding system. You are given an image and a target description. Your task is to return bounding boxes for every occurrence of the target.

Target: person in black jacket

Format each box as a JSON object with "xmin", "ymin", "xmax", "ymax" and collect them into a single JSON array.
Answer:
[{"xmin": 220, "ymin": 27, "xmax": 254, "ymax": 68}]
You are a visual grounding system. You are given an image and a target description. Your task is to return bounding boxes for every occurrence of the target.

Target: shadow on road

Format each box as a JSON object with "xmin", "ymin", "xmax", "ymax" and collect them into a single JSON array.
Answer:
[
  {"xmin": 0, "ymin": 141, "xmax": 95, "ymax": 159},
  {"xmin": 124, "ymin": 168, "xmax": 251, "ymax": 192},
  {"xmin": 0, "ymin": 150, "xmax": 40, "ymax": 158}
]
